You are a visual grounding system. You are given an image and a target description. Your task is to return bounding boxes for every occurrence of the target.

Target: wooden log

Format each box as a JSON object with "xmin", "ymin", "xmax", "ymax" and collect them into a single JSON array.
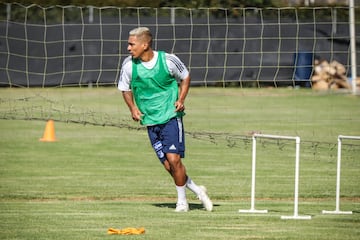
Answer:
[
  {"xmin": 334, "ymin": 78, "xmax": 351, "ymax": 89},
  {"xmin": 312, "ymin": 80, "xmax": 329, "ymax": 90},
  {"xmin": 330, "ymin": 60, "xmax": 346, "ymax": 76}
]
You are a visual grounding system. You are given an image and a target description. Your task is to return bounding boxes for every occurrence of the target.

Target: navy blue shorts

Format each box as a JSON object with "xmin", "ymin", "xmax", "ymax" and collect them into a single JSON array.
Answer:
[{"xmin": 147, "ymin": 117, "xmax": 185, "ymax": 164}]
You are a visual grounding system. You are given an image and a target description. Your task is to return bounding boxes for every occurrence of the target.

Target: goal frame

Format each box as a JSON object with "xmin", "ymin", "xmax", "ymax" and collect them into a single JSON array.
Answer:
[
  {"xmin": 239, "ymin": 133, "xmax": 311, "ymax": 220},
  {"xmin": 322, "ymin": 135, "xmax": 360, "ymax": 215}
]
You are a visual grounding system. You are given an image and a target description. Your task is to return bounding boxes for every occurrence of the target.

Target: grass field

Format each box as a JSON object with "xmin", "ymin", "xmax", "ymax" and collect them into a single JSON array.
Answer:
[{"xmin": 0, "ymin": 87, "xmax": 359, "ymax": 239}]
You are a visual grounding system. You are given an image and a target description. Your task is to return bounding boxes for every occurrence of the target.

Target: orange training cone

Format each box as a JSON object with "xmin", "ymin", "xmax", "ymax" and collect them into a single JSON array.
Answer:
[{"xmin": 39, "ymin": 120, "xmax": 57, "ymax": 142}]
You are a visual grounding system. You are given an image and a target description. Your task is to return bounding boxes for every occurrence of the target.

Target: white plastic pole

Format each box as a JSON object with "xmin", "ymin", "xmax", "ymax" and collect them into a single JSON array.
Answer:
[
  {"xmin": 322, "ymin": 135, "xmax": 360, "ymax": 214},
  {"xmin": 6, "ymin": 3, "xmax": 11, "ymax": 21},
  {"xmin": 349, "ymin": 0, "xmax": 357, "ymax": 95},
  {"xmin": 171, "ymin": 7, "xmax": 175, "ymax": 25},
  {"xmin": 88, "ymin": 5, "xmax": 94, "ymax": 24},
  {"xmin": 239, "ymin": 135, "xmax": 268, "ymax": 214},
  {"xmin": 281, "ymin": 137, "xmax": 311, "ymax": 220},
  {"xmin": 335, "ymin": 137, "xmax": 343, "ymax": 212}
]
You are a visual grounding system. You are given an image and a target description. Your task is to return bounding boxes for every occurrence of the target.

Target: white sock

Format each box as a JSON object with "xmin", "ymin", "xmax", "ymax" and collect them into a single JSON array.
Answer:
[
  {"xmin": 176, "ymin": 184, "xmax": 187, "ymax": 204},
  {"xmin": 186, "ymin": 177, "xmax": 201, "ymax": 196}
]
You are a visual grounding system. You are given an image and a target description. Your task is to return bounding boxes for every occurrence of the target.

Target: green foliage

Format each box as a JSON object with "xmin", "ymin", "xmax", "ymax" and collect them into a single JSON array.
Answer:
[
  {"xmin": 4, "ymin": 0, "xmax": 277, "ymax": 8},
  {"xmin": 1, "ymin": 1, "xmax": 355, "ymax": 23}
]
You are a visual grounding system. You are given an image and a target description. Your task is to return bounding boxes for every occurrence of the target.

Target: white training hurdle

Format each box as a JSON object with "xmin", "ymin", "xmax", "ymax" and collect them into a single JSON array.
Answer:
[
  {"xmin": 239, "ymin": 133, "xmax": 311, "ymax": 220},
  {"xmin": 322, "ymin": 135, "xmax": 360, "ymax": 215}
]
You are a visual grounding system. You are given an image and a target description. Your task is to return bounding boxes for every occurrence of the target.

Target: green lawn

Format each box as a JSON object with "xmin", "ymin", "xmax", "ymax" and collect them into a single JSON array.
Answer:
[{"xmin": 0, "ymin": 87, "xmax": 359, "ymax": 239}]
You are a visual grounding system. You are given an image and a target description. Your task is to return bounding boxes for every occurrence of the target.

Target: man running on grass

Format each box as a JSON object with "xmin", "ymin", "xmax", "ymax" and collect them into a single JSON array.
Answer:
[{"xmin": 118, "ymin": 27, "xmax": 213, "ymax": 212}]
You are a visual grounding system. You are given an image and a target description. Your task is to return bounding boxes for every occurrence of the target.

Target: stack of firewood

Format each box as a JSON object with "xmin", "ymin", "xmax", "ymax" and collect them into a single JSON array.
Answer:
[{"xmin": 311, "ymin": 59, "xmax": 352, "ymax": 90}]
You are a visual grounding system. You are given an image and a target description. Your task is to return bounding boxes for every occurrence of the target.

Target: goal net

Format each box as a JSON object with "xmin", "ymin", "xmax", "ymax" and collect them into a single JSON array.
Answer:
[{"xmin": 0, "ymin": 3, "xmax": 359, "ymax": 88}]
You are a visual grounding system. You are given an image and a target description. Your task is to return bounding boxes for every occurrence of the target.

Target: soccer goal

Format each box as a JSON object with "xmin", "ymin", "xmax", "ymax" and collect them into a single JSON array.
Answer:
[
  {"xmin": 322, "ymin": 135, "xmax": 360, "ymax": 215},
  {"xmin": 239, "ymin": 133, "xmax": 311, "ymax": 220}
]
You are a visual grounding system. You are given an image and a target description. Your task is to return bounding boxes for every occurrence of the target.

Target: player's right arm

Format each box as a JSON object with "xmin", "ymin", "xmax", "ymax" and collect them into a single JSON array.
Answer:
[
  {"xmin": 122, "ymin": 91, "xmax": 142, "ymax": 122},
  {"xmin": 118, "ymin": 56, "xmax": 142, "ymax": 122}
]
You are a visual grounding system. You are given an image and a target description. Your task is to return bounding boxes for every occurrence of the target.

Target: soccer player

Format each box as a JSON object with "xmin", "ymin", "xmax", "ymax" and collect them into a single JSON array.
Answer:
[{"xmin": 118, "ymin": 27, "xmax": 213, "ymax": 212}]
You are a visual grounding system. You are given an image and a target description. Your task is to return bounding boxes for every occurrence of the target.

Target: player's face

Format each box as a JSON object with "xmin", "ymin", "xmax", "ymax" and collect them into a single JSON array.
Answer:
[{"xmin": 127, "ymin": 35, "xmax": 147, "ymax": 59}]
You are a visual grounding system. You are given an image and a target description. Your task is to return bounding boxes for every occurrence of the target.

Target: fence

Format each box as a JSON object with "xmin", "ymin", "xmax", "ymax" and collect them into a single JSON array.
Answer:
[{"xmin": 0, "ymin": 3, "xmax": 359, "ymax": 88}]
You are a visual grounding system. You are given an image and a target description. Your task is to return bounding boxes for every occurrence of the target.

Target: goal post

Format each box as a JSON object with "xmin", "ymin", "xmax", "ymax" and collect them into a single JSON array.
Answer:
[
  {"xmin": 239, "ymin": 133, "xmax": 311, "ymax": 220},
  {"xmin": 322, "ymin": 135, "xmax": 360, "ymax": 215},
  {"xmin": 349, "ymin": 0, "xmax": 357, "ymax": 95},
  {"xmin": 238, "ymin": 134, "xmax": 268, "ymax": 214}
]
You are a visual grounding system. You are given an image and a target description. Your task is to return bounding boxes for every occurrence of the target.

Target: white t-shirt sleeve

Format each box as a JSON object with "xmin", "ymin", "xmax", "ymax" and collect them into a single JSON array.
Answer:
[
  {"xmin": 118, "ymin": 56, "xmax": 132, "ymax": 91},
  {"xmin": 165, "ymin": 53, "xmax": 189, "ymax": 81}
]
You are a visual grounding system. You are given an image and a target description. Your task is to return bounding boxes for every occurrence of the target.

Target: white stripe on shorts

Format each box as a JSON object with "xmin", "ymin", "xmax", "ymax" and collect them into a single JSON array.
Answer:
[{"xmin": 176, "ymin": 117, "xmax": 183, "ymax": 143}]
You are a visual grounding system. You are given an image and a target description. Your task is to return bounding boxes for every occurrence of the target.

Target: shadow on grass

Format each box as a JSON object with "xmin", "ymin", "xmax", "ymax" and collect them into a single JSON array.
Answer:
[{"xmin": 153, "ymin": 202, "xmax": 220, "ymax": 210}]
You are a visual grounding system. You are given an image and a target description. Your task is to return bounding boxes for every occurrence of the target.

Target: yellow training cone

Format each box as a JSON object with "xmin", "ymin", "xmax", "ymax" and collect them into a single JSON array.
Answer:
[{"xmin": 39, "ymin": 120, "xmax": 57, "ymax": 142}]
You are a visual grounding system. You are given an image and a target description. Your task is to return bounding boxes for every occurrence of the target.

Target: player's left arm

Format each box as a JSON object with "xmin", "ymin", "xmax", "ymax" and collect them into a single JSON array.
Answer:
[
  {"xmin": 175, "ymin": 74, "xmax": 190, "ymax": 112},
  {"xmin": 166, "ymin": 53, "xmax": 191, "ymax": 112}
]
